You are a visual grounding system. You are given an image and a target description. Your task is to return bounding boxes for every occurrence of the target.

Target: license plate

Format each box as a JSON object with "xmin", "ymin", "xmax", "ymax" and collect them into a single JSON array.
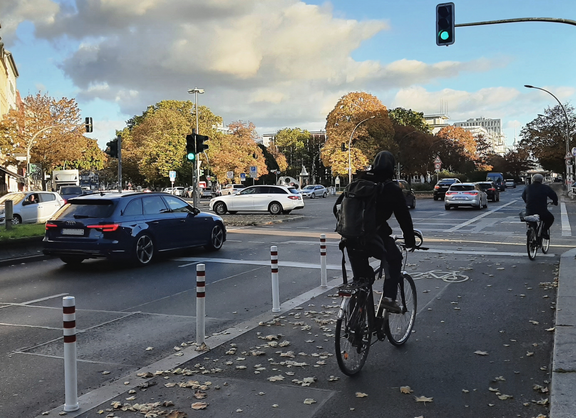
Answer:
[{"xmin": 61, "ymin": 229, "xmax": 84, "ymax": 236}]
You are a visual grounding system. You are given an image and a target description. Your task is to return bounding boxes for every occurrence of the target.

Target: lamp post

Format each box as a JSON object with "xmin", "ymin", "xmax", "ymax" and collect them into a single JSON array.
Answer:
[
  {"xmin": 524, "ymin": 84, "xmax": 573, "ymax": 186},
  {"xmin": 26, "ymin": 125, "xmax": 57, "ymax": 190},
  {"xmin": 348, "ymin": 116, "xmax": 375, "ymax": 183},
  {"xmin": 188, "ymin": 88, "xmax": 205, "ymax": 207}
]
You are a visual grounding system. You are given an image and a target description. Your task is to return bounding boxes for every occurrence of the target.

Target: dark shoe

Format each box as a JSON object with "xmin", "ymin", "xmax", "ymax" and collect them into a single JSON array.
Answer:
[
  {"xmin": 381, "ymin": 297, "xmax": 401, "ymax": 314},
  {"xmin": 542, "ymin": 231, "xmax": 550, "ymax": 239}
]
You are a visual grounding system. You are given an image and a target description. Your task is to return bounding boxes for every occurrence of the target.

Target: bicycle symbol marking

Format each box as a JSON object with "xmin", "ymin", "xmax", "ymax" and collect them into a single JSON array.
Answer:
[{"xmin": 409, "ymin": 270, "xmax": 469, "ymax": 283}]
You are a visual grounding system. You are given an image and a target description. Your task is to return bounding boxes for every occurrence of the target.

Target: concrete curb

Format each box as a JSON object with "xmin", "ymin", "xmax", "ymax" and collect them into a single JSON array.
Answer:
[{"xmin": 550, "ymin": 247, "xmax": 576, "ymax": 418}]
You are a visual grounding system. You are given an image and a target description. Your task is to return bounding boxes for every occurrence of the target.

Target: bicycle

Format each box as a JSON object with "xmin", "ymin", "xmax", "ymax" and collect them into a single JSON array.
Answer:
[
  {"xmin": 521, "ymin": 202, "xmax": 552, "ymax": 260},
  {"xmin": 334, "ymin": 230, "xmax": 425, "ymax": 376}
]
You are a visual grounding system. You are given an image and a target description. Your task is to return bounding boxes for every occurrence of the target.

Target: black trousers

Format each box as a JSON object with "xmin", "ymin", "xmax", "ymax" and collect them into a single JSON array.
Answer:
[
  {"xmin": 346, "ymin": 235, "xmax": 403, "ymax": 299},
  {"xmin": 538, "ymin": 210, "xmax": 555, "ymax": 233}
]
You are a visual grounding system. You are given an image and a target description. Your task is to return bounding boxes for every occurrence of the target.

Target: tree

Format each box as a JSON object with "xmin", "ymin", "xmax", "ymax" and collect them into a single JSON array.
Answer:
[
  {"xmin": 394, "ymin": 125, "xmax": 439, "ymax": 177},
  {"xmin": 519, "ymin": 104, "xmax": 576, "ymax": 173},
  {"xmin": 436, "ymin": 126, "xmax": 482, "ymax": 173},
  {"xmin": 0, "ymin": 93, "xmax": 87, "ymax": 188},
  {"xmin": 322, "ymin": 92, "xmax": 396, "ymax": 179},
  {"xmin": 275, "ymin": 128, "xmax": 310, "ymax": 178},
  {"xmin": 208, "ymin": 121, "xmax": 268, "ymax": 184},
  {"xmin": 389, "ymin": 107, "xmax": 432, "ymax": 134}
]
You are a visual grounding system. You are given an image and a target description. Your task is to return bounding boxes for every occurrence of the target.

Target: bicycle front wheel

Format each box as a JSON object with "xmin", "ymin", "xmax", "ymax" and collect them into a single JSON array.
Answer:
[
  {"xmin": 541, "ymin": 230, "xmax": 550, "ymax": 254},
  {"xmin": 384, "ymin": 273, "xmax": 417, "ymax": 346},
  {"xmin": 527, "ymin": 227, "xmax": 537, "ymax": 260},
  {"xmin": 335, "ymin": 296, "xmax": 371, "ymax": 376}
]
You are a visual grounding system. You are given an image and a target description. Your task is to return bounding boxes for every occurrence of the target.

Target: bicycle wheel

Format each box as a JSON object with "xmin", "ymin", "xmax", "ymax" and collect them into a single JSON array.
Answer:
[
  {"xmin": 384, "ymin": 274, "xmax": 417, "ymax": 346},
  {"xmin": 335, "ymin": 295, "xmax": 371, "ymax": 376},
  {"xmin": 541, "ymin": 230, "xmax": 550, "ymax": 254},
  {"xmin": 527, "ymin": 227, "xmax": 538, "ymax": 260}
]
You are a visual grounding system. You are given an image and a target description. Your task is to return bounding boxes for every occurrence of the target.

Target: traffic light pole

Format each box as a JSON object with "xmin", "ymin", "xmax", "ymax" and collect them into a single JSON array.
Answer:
[{"xmin": 455, "ymin": 17, "xmax": 576, "ymax": 29}]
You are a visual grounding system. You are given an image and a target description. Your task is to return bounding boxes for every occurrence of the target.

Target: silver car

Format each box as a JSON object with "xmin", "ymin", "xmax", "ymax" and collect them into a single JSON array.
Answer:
[
  {"xmin": 210, "ymin": 185, "xmax": 304, "ymax": 215},
  {"xmin": 0, "ymin": 191, "xmax": 64, "ymax": 225},
  {"xmin": 300, "ymin": 184, "xmax": 328, "ymax": 198},
  {"xmin": 444, "ymin": 183, "xmax": 487, "ymax": 210}
]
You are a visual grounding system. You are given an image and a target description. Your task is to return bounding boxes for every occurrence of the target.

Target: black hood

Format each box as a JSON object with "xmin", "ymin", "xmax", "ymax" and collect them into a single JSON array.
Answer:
[{"xmin": 371, "ymin": 151, "xmax": 395, "ymax": 180}]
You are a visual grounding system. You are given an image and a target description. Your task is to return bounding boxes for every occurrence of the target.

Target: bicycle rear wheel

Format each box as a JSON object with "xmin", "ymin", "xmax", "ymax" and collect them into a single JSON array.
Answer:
[
  {"xmin": 384, "ymin": 273, "xmax": 417, "ymax": 346},
  {"xmin": 541, "ymin": 230, "xmax": 550, "ymax": 254},
  {"xmin": 527, "ymin": 227, "xmax": 538, "ymax": 260},
  {"xmin": 335, "ymin": 295, "xmax": 371, "ymax": 375}
]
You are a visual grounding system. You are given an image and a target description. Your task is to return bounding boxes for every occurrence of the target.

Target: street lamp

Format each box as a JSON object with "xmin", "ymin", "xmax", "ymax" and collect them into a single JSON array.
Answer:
[
  {"xmin": 187, "ymin": 88, "xmax": 205, "ymax": 207},
  {"xmin": 348, "ymin": 116, "xmax": 375, "ymax": 183},
  {"xmin": 26, "ymin": 125, "xmax": 57, "ymax": 190},
  {"xmin": 524, "ymin": 84, "xmax": 573, "ymax": 186}
]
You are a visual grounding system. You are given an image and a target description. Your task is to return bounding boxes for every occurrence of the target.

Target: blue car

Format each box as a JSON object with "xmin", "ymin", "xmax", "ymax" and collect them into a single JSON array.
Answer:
[{"xmin": 43, "ymin": 192, "xmax": 226, "ymax": 265}]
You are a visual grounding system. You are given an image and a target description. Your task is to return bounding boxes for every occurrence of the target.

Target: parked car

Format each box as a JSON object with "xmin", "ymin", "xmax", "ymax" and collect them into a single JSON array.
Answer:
[
  {"xmin": 433, "ymin": 178, "xmax": 461, "ymax": 200},
  {"xmin": 505, "ymin": 178, "xmax": 516, "ymax": 188},
  {"xmin": 163, "ymin": 187, "xmax": 185, "ymax": 196},
  {"xmin": 444, "ymin": 183, "xmax": 488, "ymax": 210},
  {"xmin": 43, "ymin": 192, "xmax": 226, "ymax": 265},
  {"xmin": 209, "ymin": 185, "xmax": 304, "ymax": 215},
  {"xmin": 220, "ymin": 184, "xmax": 245, "ymax": 196},
  {"xmin": 0, "ymin": 191, "xmax": 64, "ymax": 225},
  {"xmin": 300, "ymin": 184, "xmax": 328, "ymax": 198},
  {"xmin": 475, "ymin": 181, "xmax": 500, "ymax": 202},
  {"xmin": 393, "ymin": 179, "xmax": 416, "ymax": 209},
  {"xmin": 58, "ymin": 186, "xmax": 84, "ymax": 203}
]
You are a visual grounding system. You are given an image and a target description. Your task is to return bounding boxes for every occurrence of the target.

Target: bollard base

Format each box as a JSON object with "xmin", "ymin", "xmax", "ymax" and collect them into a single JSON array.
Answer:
[{"xmin": 64, "ymin": 403, "xmax": 79, "ymax": 412}]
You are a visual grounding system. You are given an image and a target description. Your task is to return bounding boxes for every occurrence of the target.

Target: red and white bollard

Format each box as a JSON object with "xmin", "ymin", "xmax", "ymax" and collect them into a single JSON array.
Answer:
[
  {"xmin": 196, "ymin": 264, "xmax": 206, "ymax": 345},
  {"xmin": 271, "ymin": 246, "xmax": 280, "ymax": 312},
  {"xmin": 320, "ymin": 234, "xmax": 327, "ymax": 288},
  {"xmin": 63, "ymin": 296, "xmax": 79, "ymax": 412}
]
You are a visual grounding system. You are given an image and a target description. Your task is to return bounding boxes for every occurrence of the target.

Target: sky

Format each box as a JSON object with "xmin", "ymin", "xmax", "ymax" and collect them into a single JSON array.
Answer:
[{"xmin": 1, "ymin": 0, "xmax": 575, "ymax": 151}]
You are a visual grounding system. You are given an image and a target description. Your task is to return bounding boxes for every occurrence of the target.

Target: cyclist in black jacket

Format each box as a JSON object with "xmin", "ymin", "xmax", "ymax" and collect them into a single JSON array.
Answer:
[
  {"xmin": 522, "ymin": 174, "xmax": 558, "ymax": 238},
  {"xmin": 334, "ymin": 151, "xmax": 416, "ymax": 313}
]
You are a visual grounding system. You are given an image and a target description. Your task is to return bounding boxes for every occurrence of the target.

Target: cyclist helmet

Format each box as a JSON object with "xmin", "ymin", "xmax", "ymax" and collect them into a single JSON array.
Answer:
[{"xmin": 532, "ymin": 174, "xmax": 544, "ymax": 183}]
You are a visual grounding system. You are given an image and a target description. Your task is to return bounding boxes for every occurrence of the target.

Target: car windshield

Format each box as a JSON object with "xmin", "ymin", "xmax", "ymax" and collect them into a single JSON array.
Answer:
[
  {"xmin": 0, "ymin": 193, "xmax": 26, "ymax": 205},
  {"xmin": 60, "ymin": 187, "xmax": 82, "ymax": 194},
  {"xmin": 303, "ymin": 186, "xmax": 314, "ymax": 190},
  {"xmin": 450, "ymin": 185, "xmax": 474, "ymax": 191},
  {"xmin": 56, "ymin": 200, "xmax": 116, "ymax": 219}
]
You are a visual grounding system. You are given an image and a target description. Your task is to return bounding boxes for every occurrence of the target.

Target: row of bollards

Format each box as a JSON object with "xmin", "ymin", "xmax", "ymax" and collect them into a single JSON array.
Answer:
[{"xmin": 60, "ymin": 234, "xmax": 330, "ymax": 413}]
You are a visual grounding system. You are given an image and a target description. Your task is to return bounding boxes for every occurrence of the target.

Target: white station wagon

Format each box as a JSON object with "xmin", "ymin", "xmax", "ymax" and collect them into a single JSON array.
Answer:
[{"xmin": 209, "ymin": 185, "xmax": 304, "ymax": 215}]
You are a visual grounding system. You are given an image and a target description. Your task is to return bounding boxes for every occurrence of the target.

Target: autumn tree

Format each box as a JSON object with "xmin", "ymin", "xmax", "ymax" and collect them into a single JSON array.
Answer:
[
  {"xmin": 322, "ymin": 92, "xmax": 395, "ymax": 180},
  {"xmin": 208, "ymin": 121, "xmax": 268, "ymax": 184},
  {"xmin": 519, "ymin": 104, "xmax": 576, "ymax": 174},
  {"xmin": 394, "ymin": 125, "xmax": 439, "ymax": 177},
  {"xmin": 0, "ymin": 93, "xmax": 88, "ymax": 188}
]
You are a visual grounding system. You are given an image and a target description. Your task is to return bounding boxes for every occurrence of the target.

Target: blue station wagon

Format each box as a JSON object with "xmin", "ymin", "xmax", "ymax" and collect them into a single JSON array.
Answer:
[{"xmin": 43, "ymin": 192, "xmax": 226, "ymax": 265}]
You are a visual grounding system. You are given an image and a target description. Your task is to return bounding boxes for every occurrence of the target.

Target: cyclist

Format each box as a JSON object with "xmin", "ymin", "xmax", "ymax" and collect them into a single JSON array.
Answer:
[
  {"xmin": 522, "ymin": 174, "xmax": 558, "ymax": 239},
  {"xmin": 334, "ymin": 151, "xmax": 416, "ymax": 313}
]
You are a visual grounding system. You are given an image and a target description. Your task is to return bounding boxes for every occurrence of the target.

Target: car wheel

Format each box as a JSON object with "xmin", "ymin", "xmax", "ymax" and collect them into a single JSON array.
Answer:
[
  {"xmin": 214, "ymin": 202, "xmax": 227, "ymax": 215},
  {"xmin": 60, "ymin": 256, "xmax": 85, "ymax": 265},
  {"xmin": 11, "ymin": 214, "xmax": 22, "ymax": 225},
  {"xmin": 205, "ymin": 224, "xmax": 225, "ymax": 251},
  {"xmin": 134, "ymin": 233, "xmax": 154, "ymax": 266},
  {"xmin": 433, "ymin": 196, "xmax": 438, "ymax": 201},
  {"xmin": 269, "ymin": 202, "xmax": 282, "ymax": 215},
  {"xmin": 323, "ymin": 192, "xmax": 327, "ymax": 198},
  {"xmin": 445, "ymin": 205, "xmax": 450, "ymax": 210},
  {"xmin": 311, "ymin": 193, "xmax": 316, "ymax": 199},
  {"xmin": 483, "ymin": 201, "xmax": 488, "ymax": 208}
]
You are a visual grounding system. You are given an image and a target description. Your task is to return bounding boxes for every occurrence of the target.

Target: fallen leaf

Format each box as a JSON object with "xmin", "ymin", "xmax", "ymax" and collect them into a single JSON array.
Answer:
[
  {"xmin": 355, "ymin": 392, "xmax": 368, "ymax": 398},
  {"xmin": 303, "ymin": 398, "xmax": 317, "ymax": 405},
  {"xmin": 498, "ymin": 394, "xmax": 513, "ymax": 400},
  {"xmin": 167, "ymin": 412, "xmax": 187, "ymax": 418},
  {"xmin": 474, "ymin": 351, "xmax": 489, "ymax": 356},
  {"xmin": 145, "ymin": 347, "xmax": 154, "ymax": 351},
  {"xmin": 415, "ymin": 395, "xmax": 433, "ymax": 404},
  {"xmin": 192, "ymin": 402, "xmax": 208, "ymax": 410},
  {"xmin": 400, "ymin": 386, "xmax": 413, "ymax": 394}
]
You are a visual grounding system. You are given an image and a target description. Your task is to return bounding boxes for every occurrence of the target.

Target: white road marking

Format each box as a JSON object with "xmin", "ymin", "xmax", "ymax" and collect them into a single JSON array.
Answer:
[
  {"xmin": 560, "ymin": 201, "xmax": 572, "ymax": 237},
  {"xmin": 446, "ymin": 200, "xmax": 517, "ymax": 232}
]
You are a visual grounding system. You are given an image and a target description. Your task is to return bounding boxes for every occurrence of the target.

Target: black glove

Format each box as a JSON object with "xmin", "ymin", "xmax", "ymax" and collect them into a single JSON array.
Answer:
[{"xmin": 554, "ymin": 201, "xmax": 558, "ymax": 206}]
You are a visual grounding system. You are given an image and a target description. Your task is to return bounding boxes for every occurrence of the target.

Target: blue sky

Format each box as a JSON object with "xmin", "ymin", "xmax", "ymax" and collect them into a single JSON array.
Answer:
[{"xmin": 1, "ymin": 0, "xmax": 575, "ymax": 150}]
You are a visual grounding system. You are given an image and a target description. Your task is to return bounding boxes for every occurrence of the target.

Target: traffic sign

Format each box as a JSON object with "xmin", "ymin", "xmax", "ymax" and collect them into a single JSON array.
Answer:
[
  {"xmin": 227, "ymin": 171, "xmax": 234, "ymax": 179},
  {"xmin": 240, "ymin": 173, "xmax": 246, "ymax": 181},
  {"xmin": 434, "ymin": 163, "xmax": 442, "ymax": 170},
  {"xmin": 572, "ymin": 147, "xmax": 576, "ymax": 157},
  {"xmin": 250, "ymin": 166, "xmax": 258, "ymax": 179},
  {"xmin": 566, "ymin": 152, "xmax": 573, "ymax": 161},
  {"xmin": 434, "ymin": 156, "xmax": 442, "ymax": 164},
  {"xmin": 169, "ymin": 170, "xmax": 176, "ymax": 181}
]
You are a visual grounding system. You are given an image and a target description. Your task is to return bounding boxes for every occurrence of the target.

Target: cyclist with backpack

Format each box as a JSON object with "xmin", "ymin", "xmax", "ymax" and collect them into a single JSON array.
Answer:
[
  {"xmin": 334, "ymin": 151, "xmax": 416, "ymax": 313},
  {"xmin": 522, "ymin": 173, "xmax": 558, "ymax": 239}
]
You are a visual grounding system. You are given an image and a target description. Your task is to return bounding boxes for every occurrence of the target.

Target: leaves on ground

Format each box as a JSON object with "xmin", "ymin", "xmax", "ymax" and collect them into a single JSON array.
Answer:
[{"xmin": 414, "ymin": 395, "xmax": 433, "ymax": 404}]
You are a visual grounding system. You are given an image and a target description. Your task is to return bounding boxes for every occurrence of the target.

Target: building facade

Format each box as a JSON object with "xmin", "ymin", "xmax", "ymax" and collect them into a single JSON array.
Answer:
[{"xmin": 453, "ymin": 117, "xmax": 506, "ymax": 155}]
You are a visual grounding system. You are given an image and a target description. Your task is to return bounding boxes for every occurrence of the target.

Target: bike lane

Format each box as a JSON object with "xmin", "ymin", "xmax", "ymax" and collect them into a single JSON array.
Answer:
[{"xmin": 38, "ymin": 249, "xmax": 557, "ymax": 418}]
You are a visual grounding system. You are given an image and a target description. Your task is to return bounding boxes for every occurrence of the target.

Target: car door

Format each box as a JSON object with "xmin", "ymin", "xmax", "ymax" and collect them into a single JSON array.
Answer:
[
  {"xmin": 37, "ymin": 192, "xmax": 61, "ymax": 222},
  {"xmin": 162, "ymin": 195, "xmax": 209, "ymax": 247},
  {"xmin": 141, "ymin": 195, "xmax": 178, "ymax": 250},
  {"xmin": 19, "ymin": 193, "xmax": 40, "ymax": 223},
  {"xmin": 228, "ymin": 187, "xmax": 257, "ymax": 211}
]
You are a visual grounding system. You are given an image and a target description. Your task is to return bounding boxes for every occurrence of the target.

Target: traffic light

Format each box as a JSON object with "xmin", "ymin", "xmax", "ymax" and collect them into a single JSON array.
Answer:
[
  {"xmin": 85, "ymin": 117, "xmax": 93, "ymax": 133},
  {"xmin": 195, "ymin": 134, "xmax": 209, "ymax": 153},
  {"xmin": 106, "ymin": 138, "xmax": 118, "ymax": 158},
  {"xmin": 436, "ymin": 2, "xmax": 455, "ymax": 46},
  {"xmin": 186, "ymin": 134, "xmax": 195, "ymax": 161}
]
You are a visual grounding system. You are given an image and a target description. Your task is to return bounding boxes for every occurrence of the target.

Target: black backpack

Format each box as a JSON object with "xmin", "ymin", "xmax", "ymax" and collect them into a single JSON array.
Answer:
[{"xmin": 335, "ymin": 179, "xmax": 381, "ymax": 243}]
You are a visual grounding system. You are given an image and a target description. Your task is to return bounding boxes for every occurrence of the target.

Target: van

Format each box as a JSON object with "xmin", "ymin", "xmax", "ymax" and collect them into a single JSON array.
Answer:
[{"xmin": 486, "ymin": 172, "xmax": 505, "ymax": 191}]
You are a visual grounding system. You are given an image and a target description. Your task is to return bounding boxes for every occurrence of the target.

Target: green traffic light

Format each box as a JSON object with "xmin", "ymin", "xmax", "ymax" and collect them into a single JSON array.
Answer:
[
  {"xmin": 187, "ymin": 152, "xmax": 195, "ymax": 161},
  {"xmin": 439, "ymin": 30, "xmax": 449, "ymax": 41}
]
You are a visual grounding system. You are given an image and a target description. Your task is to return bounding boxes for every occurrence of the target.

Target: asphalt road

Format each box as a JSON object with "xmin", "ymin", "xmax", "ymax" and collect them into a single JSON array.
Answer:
[{"xmin": 0, "ymin": 188, "xmax": 573, "ymax": 417}]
